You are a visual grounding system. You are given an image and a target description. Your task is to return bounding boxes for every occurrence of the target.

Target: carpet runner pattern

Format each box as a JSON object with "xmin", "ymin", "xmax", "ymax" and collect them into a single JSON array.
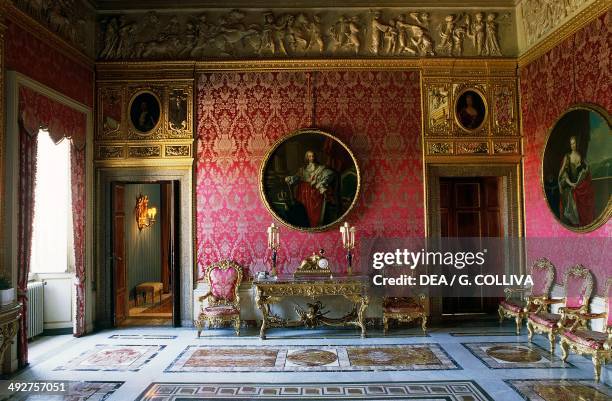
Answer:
[
  {"xmin": 54, "ymin": 344, "xmax": 166, "ymax": 372},
  {"xmin": 165, "ymin": 343, "xmax": 460, "ymax": 372},
  {"xmin": 462, "ymin": 342, "xmax": 574, "ymax": 369},
  {"xmin": 505, "ymin": 379, "xmax": 612, "ymax": 401}
]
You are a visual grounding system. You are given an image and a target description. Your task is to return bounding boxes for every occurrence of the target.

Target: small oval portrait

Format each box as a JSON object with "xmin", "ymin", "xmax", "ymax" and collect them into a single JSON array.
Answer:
[
  {"xmin": 542, "ymin": 105, "xmax": 611, "ymax": 232},
  {"xmin": 455, "ymin": 89, "xmax": 487, "ymax": 131},
  {"xmin": 260, "ymin": 129, "xmax": 360, "ymax": 232},
  {"xmin": 129, "ymin": 91, "xmax": 161, "ymax": 134}
]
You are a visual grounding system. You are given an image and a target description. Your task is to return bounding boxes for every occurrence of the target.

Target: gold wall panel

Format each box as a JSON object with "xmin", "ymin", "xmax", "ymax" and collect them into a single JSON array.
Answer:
[
  {"xmin": 95, "ymin": 80, "xmax": 194, "ymax": 163},
  {"xmin": 422, "ymin": 62, "xmax": 520, "ymax": 160}
]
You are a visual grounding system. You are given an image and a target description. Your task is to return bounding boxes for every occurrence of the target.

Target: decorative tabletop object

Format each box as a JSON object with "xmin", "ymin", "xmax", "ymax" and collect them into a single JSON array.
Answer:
[{"xmin": 294, "ymin": 249, "xmax": 332, "ymax": 278}]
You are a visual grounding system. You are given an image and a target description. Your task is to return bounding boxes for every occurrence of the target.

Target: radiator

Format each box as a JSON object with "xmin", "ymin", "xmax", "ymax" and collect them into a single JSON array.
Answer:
[{"xmin": 27, "ymin": 281, "xmax": 45, "ymax": 339}]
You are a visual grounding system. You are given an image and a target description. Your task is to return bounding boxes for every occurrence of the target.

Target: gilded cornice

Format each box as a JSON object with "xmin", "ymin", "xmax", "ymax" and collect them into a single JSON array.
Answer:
[
  {"xmin": 517, "ymin": 0, "xmax": 610, "ymax": 67},
  {"xmin": 4, "ymin": 3, "xmax": 93, "ymax": 70},
  {"xmin": 95, "ymin": 58, "xmax": 518, "ymax": 75}
]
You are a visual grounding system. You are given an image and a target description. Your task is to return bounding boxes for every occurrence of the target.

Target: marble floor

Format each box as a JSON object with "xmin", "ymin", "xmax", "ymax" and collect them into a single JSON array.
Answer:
[{"xmin": 5, "ymin": 321, "xmax": 611, "ymax": 400}]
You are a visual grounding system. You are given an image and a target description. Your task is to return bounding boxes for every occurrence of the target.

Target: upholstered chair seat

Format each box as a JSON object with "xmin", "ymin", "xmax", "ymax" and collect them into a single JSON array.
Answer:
[
  {"xmin": 499, "ymin": 299, "xmax": 524, "ymax": 314},
  {"xmin": 194, "ymin": 261, "xmax": 243, "ymax": 337},
  {"xmin": 560, "ymin": 278, "xmax": 611, "ymax": 382},
  {"xmin": 528, "ymin": 312, "xmax": 561, "ymax": 328},
  {"xmin": 499, "ymin": 258, "xmax": 555, "ymax": 335},
  {"xmin": 383, "ymin": 295, "xmax": 428, "ymax": 334},
  {"xmin": 527, "ymin": 264, "xmax": 593, "ymax": 353}
]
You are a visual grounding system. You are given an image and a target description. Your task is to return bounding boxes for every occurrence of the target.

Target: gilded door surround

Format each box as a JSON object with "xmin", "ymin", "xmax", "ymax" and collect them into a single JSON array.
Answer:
[
  {"xmin": 424, "ymin": 162, "xmax": 524, "ymax": 321},
  {"xmin": 95, "ymin": 166, "xmax": 194, "ymax": 328}
]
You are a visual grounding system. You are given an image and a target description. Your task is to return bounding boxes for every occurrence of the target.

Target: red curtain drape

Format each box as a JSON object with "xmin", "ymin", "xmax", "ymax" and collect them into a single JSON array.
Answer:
[
  {"xmin": 71, "ymin": 144, "xmax": 86, "ymax": 337},
  {"xmin": 16, "ymin": 124, "xmax": 37, "ymax": 367},
  {"xmin": 16, "ymin": 85, "xmax": 87, "ymax": 366}
]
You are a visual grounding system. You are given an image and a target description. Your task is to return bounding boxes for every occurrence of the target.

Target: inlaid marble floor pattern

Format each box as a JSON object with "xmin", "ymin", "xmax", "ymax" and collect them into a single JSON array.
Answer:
[{"xmin": 6, "ymin": 323, "xmax": 611, "ymax": 401}]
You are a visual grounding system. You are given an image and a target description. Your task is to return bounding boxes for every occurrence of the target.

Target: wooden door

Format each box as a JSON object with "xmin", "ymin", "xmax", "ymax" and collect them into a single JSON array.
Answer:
[
  {"xmin": 161, "ymin": 181, "xmax": 180, "ymax": 327},
  {"xmin": 171, "ymin": 180, "xmax": 181, "ymax": 327},
  {"xmin": 440, "ymin": 177, "xmax": 502, "ymax": 314},
  {"xmin": 112, "ymin": 183, "xmax": 127, "ymax": 325}
]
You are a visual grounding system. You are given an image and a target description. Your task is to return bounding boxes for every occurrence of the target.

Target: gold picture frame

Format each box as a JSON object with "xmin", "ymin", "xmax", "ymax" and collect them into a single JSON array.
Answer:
[
  {"xmin": 541, "ymin": 103, "xmax": 611, "ymax": 233},
  {"xmin": 128, "ymin": 90, "xmax": 162, "ymax": 136},
  {"xmin": 259, "ymin": 128, "xmax": 361, "ymax": 232},
  {"xmin": 454, "ymin": 87, "xmax": 488, "ymax": 133}
]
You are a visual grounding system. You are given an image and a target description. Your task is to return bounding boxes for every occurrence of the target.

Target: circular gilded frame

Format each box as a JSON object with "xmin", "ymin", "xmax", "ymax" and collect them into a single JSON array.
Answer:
[
  {"xmin": 259, "ymin": 128, "xmax": 361, "ymax": 232},
  {"xmin": 128, "ymin": 90, "xmax": 162, "ymax": 136},
  {"xmin": 453, "ymin": 87, "xmax": 488, "ymax": 133},
  {"xmin": 540, "ymin": 103, "xmax": 611, "ymax": 233}
]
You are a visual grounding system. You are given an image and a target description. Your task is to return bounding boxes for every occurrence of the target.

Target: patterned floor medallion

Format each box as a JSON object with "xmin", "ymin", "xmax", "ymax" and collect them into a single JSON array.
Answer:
[
  {"xmin": 462, "ymin": 342, "xmax": 572, "ymax": 369},
  {"xmin": 506, "ymin": 379, "xmax": 612, "ymax": 401},
  {"xmin": 6, "ymin": 381, "xmax": 124, "ymax": 400},
  {"xmin": 166, "ymin": 344, "xmax": 459, "ymax": 372},
  {"xmin": 54, "ymin": 344, "xmax": 165, "ymax": 372},
  {"xmin": 285, "ymin": 349, "xmax": 339, "ymax": 366},
  {"xmin": 136, "ymin": 381, "xmax": 492, "ymax": 400}
]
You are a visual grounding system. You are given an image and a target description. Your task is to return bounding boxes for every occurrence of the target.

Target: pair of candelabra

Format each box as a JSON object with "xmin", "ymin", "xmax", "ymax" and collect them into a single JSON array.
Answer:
[{"xmin": 266, "ymin": 222, "xmax": 356, "ymax": 275}]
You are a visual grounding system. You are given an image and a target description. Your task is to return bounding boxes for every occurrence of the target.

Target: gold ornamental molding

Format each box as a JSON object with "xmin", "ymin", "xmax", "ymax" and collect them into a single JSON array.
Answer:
[
  {"xmin": 518, "ymin": 0, "xmax": 610, "ymax": 67},
  {"xmin": 3, "ymin": 3, "xmax": 93, "ymax": 70},
  {"xmin": 96, "ymin": 58, "xmax": 520, "ymax": 74}
]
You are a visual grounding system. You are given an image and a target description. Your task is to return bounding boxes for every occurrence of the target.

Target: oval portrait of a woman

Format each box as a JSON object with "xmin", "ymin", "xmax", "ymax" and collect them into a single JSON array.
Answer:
[
  {"xmin": 542, "ymin": 105, "xmax": 611, "ymax": 232},
  {"xmin": 455, "ymin": 89, "xmax": 487, "ymax": 131},
  {"xmin": 260, "ymin": 129, "xmax": 360, "ymax": 232}
]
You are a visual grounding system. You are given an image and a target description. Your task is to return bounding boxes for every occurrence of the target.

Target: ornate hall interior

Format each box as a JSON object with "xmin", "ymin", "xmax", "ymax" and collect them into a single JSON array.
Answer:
[{"xmin": 0, "ymin": 0, "xmax": 610, "ymax": 400}]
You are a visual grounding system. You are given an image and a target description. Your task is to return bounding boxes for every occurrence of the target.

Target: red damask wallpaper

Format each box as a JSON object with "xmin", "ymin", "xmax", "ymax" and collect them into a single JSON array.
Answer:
[
  {"xmin": 5, "ymin": 19, "xmax": 94, "ymax": 107},
  {"xmin": 520, "ymin": 11, "xmax": 611, "ymax": 293},
  {"xmin": 196, "ymin": 71, "xmax": 423, "ymax": 278}
]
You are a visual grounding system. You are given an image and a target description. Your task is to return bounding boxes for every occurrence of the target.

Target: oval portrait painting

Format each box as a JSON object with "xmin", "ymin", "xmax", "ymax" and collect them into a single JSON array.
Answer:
[
  {"xmin": 455, "ymin": 89, "xmax": 487, "ymax": 131},
  {"xmin": 260, "ymin": 129, "xmax": 360, "ymax": 232},
  {"xmin": 129, "ymin": 91, "xmax": 161, "ymax": 134},
  {"xmin": 542, "ymin": 105, "xmax": 611, "ymax": 232}
]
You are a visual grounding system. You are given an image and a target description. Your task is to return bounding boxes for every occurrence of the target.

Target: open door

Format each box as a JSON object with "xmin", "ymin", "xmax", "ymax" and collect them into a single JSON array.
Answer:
[
  {"xmin": 112, "ymin": 183, "xmax": 127, "ymax": 325},
  {"xmin": 161, "ymin": 180, "xmax": 181, "ymax": 327}
]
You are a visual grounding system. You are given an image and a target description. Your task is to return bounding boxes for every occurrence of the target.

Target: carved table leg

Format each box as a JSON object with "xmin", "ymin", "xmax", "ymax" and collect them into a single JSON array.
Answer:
[
  {"xmin": 255, "ymin": 288, "xmax": 268, "ymax": 340},
  {"xmin": 358, "ymin": 295, "xmax": 369, "ymax": 338}
]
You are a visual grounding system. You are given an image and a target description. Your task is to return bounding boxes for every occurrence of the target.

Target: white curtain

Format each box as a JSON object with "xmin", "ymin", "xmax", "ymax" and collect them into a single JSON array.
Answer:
[{"xmin": 30, "ymin": 130, "xmax": 74, "ymax": 274}]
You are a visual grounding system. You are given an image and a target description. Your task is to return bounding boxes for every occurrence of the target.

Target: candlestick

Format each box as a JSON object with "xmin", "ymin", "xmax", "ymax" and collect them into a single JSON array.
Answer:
[
  {"xmin": 340, "ymin": 222, "xmax": 356, "ymax": 275},
  {"xmin": 267, "ymin": 223, "xmax": 280, "ymax": 276}
]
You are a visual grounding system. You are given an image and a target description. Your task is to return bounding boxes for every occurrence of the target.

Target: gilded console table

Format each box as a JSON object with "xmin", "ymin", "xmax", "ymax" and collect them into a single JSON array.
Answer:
[
  {"xmin": 0, "ymin": 302, "xmax": 22, "ymax": 362},
  {"xmin": 253, "ymin": 275, "xmax": 369, "ymax": 339}
]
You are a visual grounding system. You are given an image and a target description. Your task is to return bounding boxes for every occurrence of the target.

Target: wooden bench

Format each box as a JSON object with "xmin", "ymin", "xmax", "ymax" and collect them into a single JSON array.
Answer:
[{"xmin": 135, "ymin": 282, "xmax": 163, "ymax": 306}]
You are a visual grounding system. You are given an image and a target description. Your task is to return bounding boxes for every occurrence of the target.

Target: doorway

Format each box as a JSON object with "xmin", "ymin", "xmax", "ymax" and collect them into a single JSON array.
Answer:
[
  {"xmin": 439, "ymin": 177, "xmax": 503, "ymax": 315},
  {"xmin": 111, "ymin": 181, "xmax": 180, "ymax": 327}
]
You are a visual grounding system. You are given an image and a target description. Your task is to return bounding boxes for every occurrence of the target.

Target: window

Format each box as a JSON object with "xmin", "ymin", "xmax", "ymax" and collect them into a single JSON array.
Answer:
[{"xmin": 30, "ymin": 130, "xmax": 74, "ymax": 274}]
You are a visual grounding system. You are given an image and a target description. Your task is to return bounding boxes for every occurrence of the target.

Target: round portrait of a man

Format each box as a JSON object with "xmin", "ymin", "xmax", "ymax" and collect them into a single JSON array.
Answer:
[
  {"xmin": 260, "ymin": 129, "xmax": 360, "ymax": 231},
  {"xmin": 129, "ymin": 91, "xmax": 161, "ymax": 134},
  {"xmin": 542, "ymin": 105, "xmax": 611, "ymax": 232}
]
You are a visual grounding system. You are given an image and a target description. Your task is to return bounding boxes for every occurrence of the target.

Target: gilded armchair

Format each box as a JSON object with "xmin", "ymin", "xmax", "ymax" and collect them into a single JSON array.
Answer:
[
  {"xmin": 498, "ymin": 258, "xmax": 555, "ymax": 335},
  {"xmin": 527, "ymin": 264, "xmax": 593, "ymax": 353},
  {"xmin": 560, "ymin": 278, "xmax": 611, "ymax": 382},
  {"xmin": 383, "ymin": 295, "xmax": 428, "ymax": 334},
  {"xmin": 194, "ymin": 260, "xmax": 243, "ymax": 337}
]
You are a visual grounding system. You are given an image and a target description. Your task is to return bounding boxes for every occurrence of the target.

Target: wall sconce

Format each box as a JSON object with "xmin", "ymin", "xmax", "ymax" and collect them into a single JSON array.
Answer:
[{"xmin": 135, "ymin": 193, "xmax": 157, "ymax": 231}]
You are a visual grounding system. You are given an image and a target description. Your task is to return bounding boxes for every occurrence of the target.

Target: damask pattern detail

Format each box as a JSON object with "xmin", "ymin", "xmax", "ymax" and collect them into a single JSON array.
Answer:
[
  {"xmin": 5, "ymin": 20, "xmax": 94, "ymax": 107},
  {"xmin": 520, "ymin": 12, "xmax": 610, "ymax": 293},
  {"xmin": 195, "ymin": 71, "xmax": 423, "ymax": 279}
]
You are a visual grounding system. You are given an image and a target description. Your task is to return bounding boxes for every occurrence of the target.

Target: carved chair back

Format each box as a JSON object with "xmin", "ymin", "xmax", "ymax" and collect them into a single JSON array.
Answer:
[
  {"xmin": 205, "ymin": 260, "xmax": 243, "ymax": 308},
  {"xmin": 529, "ymin": 258, "xmax": 555, "ymax": 298},
  {"xmin": 563, "ymin": 264, "xmax": 593, "ymax": 310}
]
